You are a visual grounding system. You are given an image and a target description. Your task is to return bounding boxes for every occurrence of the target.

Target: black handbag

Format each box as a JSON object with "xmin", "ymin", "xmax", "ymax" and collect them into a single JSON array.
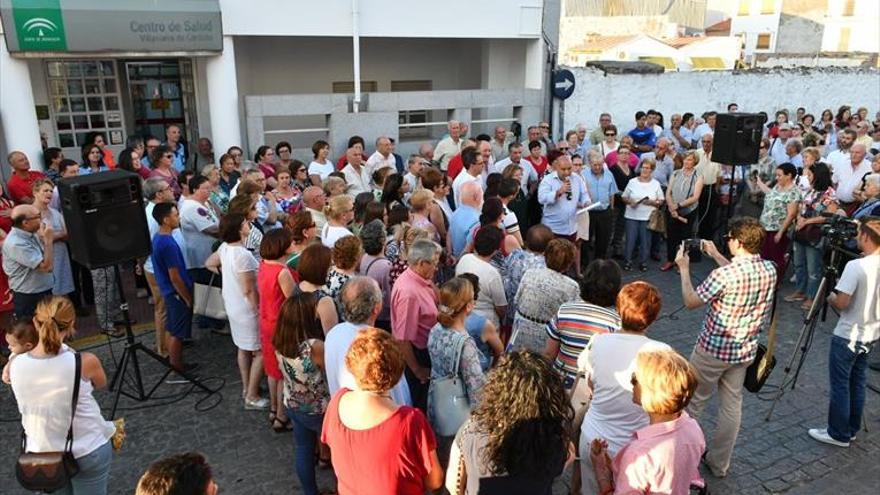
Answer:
[
  {"xmin": 744, "ymin": 296, "xmax": 778, "ymax": 393},
  {"xmin": 16, "ymin": 352, "xmax": 81, "ymax": 492}
]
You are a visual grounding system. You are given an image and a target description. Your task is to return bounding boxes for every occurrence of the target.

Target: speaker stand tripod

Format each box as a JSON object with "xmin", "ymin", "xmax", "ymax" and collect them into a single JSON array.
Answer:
[{"xmin": 107, "ymin": 263, "xmax": 215, "ymax": 418}]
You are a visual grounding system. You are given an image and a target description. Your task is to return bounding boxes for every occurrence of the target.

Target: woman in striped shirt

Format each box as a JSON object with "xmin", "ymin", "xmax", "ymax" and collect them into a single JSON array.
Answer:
[{"xmin": 545, "ymin": 259, "xmax": 623, "ymax": 391}]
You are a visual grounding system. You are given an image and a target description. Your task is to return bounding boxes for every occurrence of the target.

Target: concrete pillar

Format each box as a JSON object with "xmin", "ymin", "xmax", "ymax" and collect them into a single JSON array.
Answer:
[
  {"xmin": 524, "ymin": 38, "xmax": 545, "ymax": 90},
  {"xmin": 0, "ymin": 36, "xmax": 43, "ymax": 171},
  {"xmin": 205, "ymin": 36, "xmax": 243, "ymax": 155}
]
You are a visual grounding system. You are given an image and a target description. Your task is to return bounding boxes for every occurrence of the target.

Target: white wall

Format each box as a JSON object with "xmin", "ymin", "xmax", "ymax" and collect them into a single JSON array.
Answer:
[
  {"xmin": 234, "ymin": 36, "xmax": 484, "ymax": 96},
  {"xmin": 219, "ymin": 0, "xmax": 543, "ymax": 39},
  {"xmin": 562, "ymin": 66, "xmax": 880, "ymax": 131}
]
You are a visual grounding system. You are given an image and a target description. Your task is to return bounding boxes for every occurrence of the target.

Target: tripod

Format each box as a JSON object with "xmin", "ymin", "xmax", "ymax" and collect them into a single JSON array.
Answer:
[
  {"xmin": 107, "ymin": 263, "xmax": 215, "ymax": 418},
  {"xmin": 765, "ymin": 244, "xmax": 846, "ymax": 421}
]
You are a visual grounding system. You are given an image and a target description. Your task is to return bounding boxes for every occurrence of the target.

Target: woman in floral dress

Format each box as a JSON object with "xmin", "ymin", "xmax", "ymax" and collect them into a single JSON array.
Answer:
[
  {"xmin": 275, "ymin": 293, "xmax": 331, "ymax": 495},
  {"xmin": 510, "ymin": 239, "xmax": 580, "ymax": 353}
]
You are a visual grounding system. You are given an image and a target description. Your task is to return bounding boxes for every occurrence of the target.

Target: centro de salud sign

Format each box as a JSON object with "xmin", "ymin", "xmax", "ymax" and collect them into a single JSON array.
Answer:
[{"xmin": 0, "ymin": 0, "xmax": 222, "ymax": 54}]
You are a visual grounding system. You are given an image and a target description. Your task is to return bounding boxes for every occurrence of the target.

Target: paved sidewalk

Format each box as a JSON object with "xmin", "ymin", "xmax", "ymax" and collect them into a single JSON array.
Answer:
[{"xmin": 1, "ymin": 260, "xmax": 878, "ymax": 494}]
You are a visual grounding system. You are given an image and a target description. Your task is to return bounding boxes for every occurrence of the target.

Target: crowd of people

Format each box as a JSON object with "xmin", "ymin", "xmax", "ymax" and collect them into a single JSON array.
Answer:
[{"xmin": 1, "ymin": 103, "xmax": 879, "ymax": 494}]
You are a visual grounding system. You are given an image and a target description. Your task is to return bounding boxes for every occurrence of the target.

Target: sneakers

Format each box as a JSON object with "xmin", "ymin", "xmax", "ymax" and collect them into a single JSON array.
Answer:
[
  {"xmin": 660, "ymin": 261, "xmax": 675, "ymax": 271},
  {"xmin": 807, "ymin": 428, "xmax": 850, "ymax": 447},
  {"xmin": 623, "ymin": 262, "xmax": 633, "ymax": 271},
  {"xmin": 639, "ymin": 263, "xmax": 648, "ymax": 272},
  {"xmin": 244, "ymin": 397, "xmax": 270, "ymax": 410}
]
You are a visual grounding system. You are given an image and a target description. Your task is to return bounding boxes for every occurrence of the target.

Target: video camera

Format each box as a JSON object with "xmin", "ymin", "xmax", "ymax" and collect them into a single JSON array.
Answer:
[{"xmin": 820, "ymin": 213, "xmax": 859, "ymax": 247}]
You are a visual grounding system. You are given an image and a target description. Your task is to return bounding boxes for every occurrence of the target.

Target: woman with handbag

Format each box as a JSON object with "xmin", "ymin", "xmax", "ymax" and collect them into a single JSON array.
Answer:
[
  {"xmin": 662, "ymin": 151, "xmax": 703, "ymax": 271},
  {"xmin": 427, "ymin": 277, "xmax": 487, "ymax": 448},
  {"xmin": 8, "ymin": 297, "xmax": 115, "ymax": 494},
  {"xmin": 321, "ymin": 328, "xmax": 444, "ymax": 494},
  {"xmin": 444, "ymin": 351, "xmax": 574, "ymax": 495},
  {"xmin": 621, "ymin": 157, "xmax": 664, "ymax": 272},
  {"xmin": 786, "ymin": 162, "xmax": 840, "ymax": 310}
]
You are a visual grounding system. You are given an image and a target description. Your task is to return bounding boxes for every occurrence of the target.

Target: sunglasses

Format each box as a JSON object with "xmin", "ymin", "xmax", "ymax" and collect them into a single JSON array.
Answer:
[
  {"xmin": 605, "ymin": 133, "xmax": 616, "ymax": 137},
  {"xmin": 540, "ymin": 125, "xmax": 550, "ymax": 129}
]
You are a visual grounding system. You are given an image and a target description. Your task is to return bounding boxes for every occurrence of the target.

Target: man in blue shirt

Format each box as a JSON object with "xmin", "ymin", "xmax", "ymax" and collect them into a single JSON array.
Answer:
[
  {"xmin": 164, "ymin": 125, "xmax": 187, "ymax": 173},
  {"xmin": 449, "ymin": 181, "xmax": 483, "ymax": 257},
  {"xmin": 583, "ymin": 152, "xmax": 619, "ymax": 260},
  {"xmin": 151, "ymin": 202, "xmax": 195, "ymax": 372},
  {"xmin": 538, "ymin": 151, "xmax": 590, "ymax": 239},
  {"xmin": 628, "ymin": 111, "xmax": 657, "ymax": 157}
]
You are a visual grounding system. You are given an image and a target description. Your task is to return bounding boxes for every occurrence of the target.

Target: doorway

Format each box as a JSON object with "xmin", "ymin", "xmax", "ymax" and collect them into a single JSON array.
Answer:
[{"xmin": 125, "ymin": 60, "xmax": 199, "ymax": 145}]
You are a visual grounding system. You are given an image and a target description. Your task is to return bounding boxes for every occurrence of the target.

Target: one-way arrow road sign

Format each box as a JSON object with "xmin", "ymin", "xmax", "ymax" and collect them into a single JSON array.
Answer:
[{"xmin": 552, "ymin": 69, "xmax": 576, "ymax": 100}]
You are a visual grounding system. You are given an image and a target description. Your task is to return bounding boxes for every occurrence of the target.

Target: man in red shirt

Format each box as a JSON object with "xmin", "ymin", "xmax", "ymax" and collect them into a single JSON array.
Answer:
[
  {"xmin": 445, "ymin": 138, "xmax": 477, "ymax": 181},
  {"xmin": 6, "ymin": 151, "xmax": 45, "ymax": 204}
]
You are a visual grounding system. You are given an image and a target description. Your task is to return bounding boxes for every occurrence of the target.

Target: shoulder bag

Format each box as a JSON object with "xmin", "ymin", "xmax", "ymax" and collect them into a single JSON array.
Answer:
[
  {"xmin": 744, "ymin": 294, "xmax": 778, "ymax": 393},
  {"xmin": 193, "ymin": 272, "xmax": 227, "ymax": 320},
  {"xmin": 648, "ymin": 207, "xmax": 667, "ymax": 233},
  {"xmin": 430, "ymin": 333, "xmax": 472, "ymax": 437},
  {"xmin": 16, "ymin": 352, "xmax": 81, "ymax": 492}
]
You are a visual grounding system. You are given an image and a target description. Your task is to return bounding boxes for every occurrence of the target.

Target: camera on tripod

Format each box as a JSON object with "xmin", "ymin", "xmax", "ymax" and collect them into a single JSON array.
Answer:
[{"xmin": 820, "ymin": 213, "xmax": 859, "ymax": 246}]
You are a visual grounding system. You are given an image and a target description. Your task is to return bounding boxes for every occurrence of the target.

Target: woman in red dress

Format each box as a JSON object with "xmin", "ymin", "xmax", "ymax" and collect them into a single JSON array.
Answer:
[
  {"xmin": 257, "ymin": 229, "xmax": 298, "ymax": 432},
  {"xmin": 0, "ymin": 182, "xmax": 16, "ymax": 319}
]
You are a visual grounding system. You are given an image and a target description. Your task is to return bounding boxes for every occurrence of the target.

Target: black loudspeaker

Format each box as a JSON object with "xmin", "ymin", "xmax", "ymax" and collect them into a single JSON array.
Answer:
[
  {"xmin": 57, "ymin": 170, "xmax": 151, "ymax": 269},
  {"xmin": 713, "ymin": 113, "xmax": 767, "ymax": 165}
]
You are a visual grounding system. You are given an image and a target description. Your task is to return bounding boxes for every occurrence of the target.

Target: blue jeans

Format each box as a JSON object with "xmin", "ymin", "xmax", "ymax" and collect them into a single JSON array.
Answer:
[
  {"xmin": 58, "ymin": 440, "xmax": 112, "ymax": 495},
  {"xmin": 285, "ymin": 408, "xmax": 324, "ymax": 495},
  {"xmin": 827, "ymin": 336, "xmax": 873, "ymax": 443},
  {"xmin": 792, "ymin": 240, "xmax": 823, "ymax": 297},
  {"xmin": 624, "ymin": 219, "xmax": 649, "ymax": 265}
]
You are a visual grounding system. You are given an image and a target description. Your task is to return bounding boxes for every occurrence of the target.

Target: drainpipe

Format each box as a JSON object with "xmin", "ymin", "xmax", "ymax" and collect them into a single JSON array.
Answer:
[{"xmin": 352, "ymin": 0, "xmax": 361, "ymax": 113}]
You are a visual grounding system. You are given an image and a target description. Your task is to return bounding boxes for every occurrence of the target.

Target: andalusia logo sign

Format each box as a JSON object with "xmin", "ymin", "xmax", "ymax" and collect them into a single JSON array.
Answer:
[{"xmin": 11, "ymin": 0, "xmax": 67, "ymax": 51}]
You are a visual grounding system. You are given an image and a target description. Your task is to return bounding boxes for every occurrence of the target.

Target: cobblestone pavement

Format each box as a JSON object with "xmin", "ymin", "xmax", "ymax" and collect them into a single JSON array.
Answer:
[{"xmin": 1, "ymin": 259, "xmax": 878, "ymax": 494}]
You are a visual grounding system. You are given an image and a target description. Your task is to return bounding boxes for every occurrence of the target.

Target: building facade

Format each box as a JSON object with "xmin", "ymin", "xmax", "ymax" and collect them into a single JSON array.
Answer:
[{"xmin": 1, "ymin": 0, "xmax": 557, "ymax": 172}]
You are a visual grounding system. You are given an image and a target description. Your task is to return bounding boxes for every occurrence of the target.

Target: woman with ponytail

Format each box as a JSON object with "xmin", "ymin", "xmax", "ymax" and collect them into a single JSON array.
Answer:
[
  {"xmin": 427, "ymin": 277, "xmax": 487, "ymax": 448},
  {"xmin": 7, "ymin": 296, "xmax": 116, "ymax": 494}
]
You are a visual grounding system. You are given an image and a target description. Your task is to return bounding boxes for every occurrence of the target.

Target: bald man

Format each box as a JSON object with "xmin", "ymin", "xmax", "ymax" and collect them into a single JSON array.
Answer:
[
  {"xmin": 341, "ymin": 147, "xmax": 372, "ymax": 196},
  {"xmin": 302, "ymin": 186, "xmax": 328, "ymax": 233},
  {"xmin": 834, "ymin": 143, "xmax": 873, "ymax": 206},
  {"xmin": 2, "ymin": 205, "xmax": 55, "ymax": 318},
  {"xmin": 449, "ymin": 181, "xmax": 484, "ymax": 257},
  {"xmin": 435, "ymin": 120, "xmax": 465, "ymax": 171},
  {"xmin": 365, "ymin": 136, "xmax": 396, "ymax": 180},
  {"xmin": 6, "ymin": 152, "xmax": 46, "ymax": 204}
]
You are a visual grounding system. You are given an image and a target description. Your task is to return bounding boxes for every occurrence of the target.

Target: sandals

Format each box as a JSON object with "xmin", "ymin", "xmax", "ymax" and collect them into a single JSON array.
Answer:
[
  {"xmin": 316, "ymin": 451, "xmax": 332, "ymax": 469},
  {"xmin": 270, "ymin": 411, "xmax": 293, "ymax": 433},
  {"xmin": 784, "ymin": 292, "xmax": 806, "ymax": 302}
]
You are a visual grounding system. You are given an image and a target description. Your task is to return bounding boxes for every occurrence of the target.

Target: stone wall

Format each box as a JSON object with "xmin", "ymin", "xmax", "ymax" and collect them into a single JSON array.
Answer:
[{"xmin": 562, "ymin": 65, "xmax": 880, "ymax": 129}]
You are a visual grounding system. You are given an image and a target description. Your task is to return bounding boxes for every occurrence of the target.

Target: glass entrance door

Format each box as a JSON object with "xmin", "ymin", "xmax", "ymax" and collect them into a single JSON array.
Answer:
[{"xmin": 125, "ymin": 60, "xmax": 198, "ymax": 144}]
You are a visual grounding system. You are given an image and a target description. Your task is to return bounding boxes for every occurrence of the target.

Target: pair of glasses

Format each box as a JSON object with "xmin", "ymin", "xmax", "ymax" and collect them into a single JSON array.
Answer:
[
  {"xmin": 164, "ymin": 154, "xmax": 174, "ymax": 159},
  {"xmin": 605, "ymin": 133, "xmax": 616, "ymax": 137}
]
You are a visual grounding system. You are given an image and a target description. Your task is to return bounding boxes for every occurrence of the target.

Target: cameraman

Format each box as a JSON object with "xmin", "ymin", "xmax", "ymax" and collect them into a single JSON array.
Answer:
[
  {"xmin": 675, "ymin": 217, "xmax": 777, "ymax": 477},
  {"xmin": 808, "ymin": 217, "xmax": 880, "ymax": 448}
]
